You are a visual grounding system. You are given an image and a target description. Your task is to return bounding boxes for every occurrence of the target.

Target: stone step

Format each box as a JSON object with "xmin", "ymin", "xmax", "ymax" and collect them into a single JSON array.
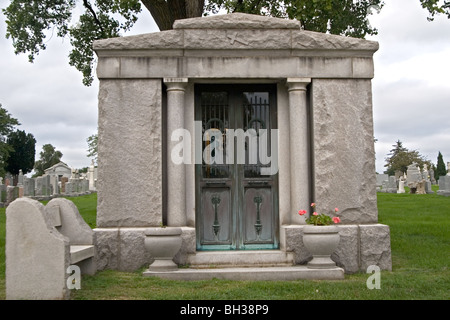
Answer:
[
  {"xmin": 143, "ymin": 266, "xmax": 345, "ymax": 281},
  {"xmin": 186, "ymin": 250, "xmax": 294, "ymax": 268}
]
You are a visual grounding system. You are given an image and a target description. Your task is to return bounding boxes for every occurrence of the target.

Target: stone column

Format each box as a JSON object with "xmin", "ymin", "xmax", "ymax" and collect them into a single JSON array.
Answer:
[
  {"xmin": 286, "ymin": 78, "xmax": 311, "ymax": 224},
  {"xmin": 165, "ymin": 78, "xmax": 188, "ymax": 227}
]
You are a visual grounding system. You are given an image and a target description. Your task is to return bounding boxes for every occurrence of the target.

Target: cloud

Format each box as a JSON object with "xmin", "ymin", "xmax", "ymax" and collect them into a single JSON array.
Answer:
[
  {"xmin": 0, "ymin": 11, "xmax": 98, "ymax": 169},
  {"xmin": 369, "ymin": 0, "xmax": 450, "ymax": 172}
]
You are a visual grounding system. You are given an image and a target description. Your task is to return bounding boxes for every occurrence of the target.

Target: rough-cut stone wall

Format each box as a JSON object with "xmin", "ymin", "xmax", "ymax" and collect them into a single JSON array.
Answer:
[
  {"xmin": 311, "ymin": 79, "xmax": 378, "ymax": 224},
  {"xmin": 97, "ymin": 79, "xmax": 163, "ymax": 227}
]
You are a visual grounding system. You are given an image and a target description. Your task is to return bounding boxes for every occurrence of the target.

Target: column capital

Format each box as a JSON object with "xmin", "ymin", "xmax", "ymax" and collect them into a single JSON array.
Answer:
[
  {"xmin": 164, "ymin": 78, "xmax": 189, "ymax": 91},
  {"xmin": 286, "ymin": 78, "xmax": 311, "ymax": 92}
]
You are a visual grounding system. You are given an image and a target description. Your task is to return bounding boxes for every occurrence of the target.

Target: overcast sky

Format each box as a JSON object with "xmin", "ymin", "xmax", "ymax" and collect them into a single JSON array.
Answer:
[{"xmin": 0, "ymin": 0, "xmax": 449, "ymax": 174}]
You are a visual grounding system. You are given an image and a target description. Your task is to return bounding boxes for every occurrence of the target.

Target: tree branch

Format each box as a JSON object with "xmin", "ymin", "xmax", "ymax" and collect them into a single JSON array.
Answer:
[{"xmin": 83, "ymin": 0, "xmax": 105, "ymax": 34}]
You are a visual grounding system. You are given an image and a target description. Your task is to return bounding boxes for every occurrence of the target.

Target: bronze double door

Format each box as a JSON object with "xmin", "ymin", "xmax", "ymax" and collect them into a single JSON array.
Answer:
[{"xmin": 195, "ymin": 84, "xmax": 279, "ymax": 250}]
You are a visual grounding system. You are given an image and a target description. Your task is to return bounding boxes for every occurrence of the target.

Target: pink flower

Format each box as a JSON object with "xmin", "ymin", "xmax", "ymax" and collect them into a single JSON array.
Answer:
[
  {"xmin": 335, "ymin": 208, "xmax": 339, "ymax": 212},
  {"xmin": 298, "ymin": 210, "xmax": 307, "ymax": 216},
  {"xmin": 313, "ymin": 212, "xmax": 318, "ymax": 216},
  {"xmin": 332, "ymin": 217, "xmax": 341, "ymax": 224},
  {"xmin": 311, "ymin": 203, "xmax": 316, "ymax": 207}
]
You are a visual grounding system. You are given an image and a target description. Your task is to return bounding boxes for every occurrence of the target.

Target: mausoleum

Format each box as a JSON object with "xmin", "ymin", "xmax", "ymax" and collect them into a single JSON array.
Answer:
[{"xmin": 93, "ymin": 13, "xmax": 391, "ymax": 276}]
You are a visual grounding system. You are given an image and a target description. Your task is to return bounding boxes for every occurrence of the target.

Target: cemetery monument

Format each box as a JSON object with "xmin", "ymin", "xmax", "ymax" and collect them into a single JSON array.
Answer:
[{"xmin": 92, "ymin": 13, "xmax": 392, "ymax": 277}]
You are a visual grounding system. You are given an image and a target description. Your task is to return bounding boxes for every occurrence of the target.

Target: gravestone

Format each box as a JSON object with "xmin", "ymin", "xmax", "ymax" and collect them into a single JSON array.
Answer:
[
  {"xmin": 397, "ymin": 179, "xmax": 405, "ymax": 194},
  {"xmin": 0, "ymin": 184, "xmax": 6, "ymax": 205},
  {"xmin": 416, "ymin": 180, "xmax": 426, "ymax": 194},
  {"xmin": 18, "ymin": 170, "xmax": 24, "ymax": 186},
  {"xmin": 376, "ymin": 174, "xmax": 388, "ymax": 191},
  {"xmin": 61, "ymin": 177, "xmax": 68, "ymax": 193},
  {"xmin": 406, "ymin": 163, "xmax": 421, "ymax": 186},
  {"xmin": 437, "ymin": 176, "xmax": 450, "ymax": 196},
  {"xmin": 23, "ymin": 177, "xmax": 35, "ymax": 197}
]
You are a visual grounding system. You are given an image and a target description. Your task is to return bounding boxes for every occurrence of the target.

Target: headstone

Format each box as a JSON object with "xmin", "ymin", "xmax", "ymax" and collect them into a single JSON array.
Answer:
[
  {"xmin": 425, "ymin": 180, "xmax": 433, "ymax": 194},
  {"xmin": 422, "ymin": 164, "xmax": 429, "ymax": 181},
  {"xmin": 88, "ymin": 160, "xmax": 96, "ymax": 191},
  {"xmin": 18, "ymin": 170, "xmax": 24, "ymax": 186},
  {"xmin": 416, "ymin": 180, "xmax": 426, "ymax": 194},
  {"xmin": 61, "ymin": 177, "xmax": 68, "ymax": 193},
  {"xmin": 65, "ymin": 182, "xmax": 73, "ymax": 194},
  {"xmin": 0, "ymin": 184, "xmax": 6, "ymax": 204},
  {"xmin": 43, "ymin": 175, "xmax": 51, "ymax": 196},
  {"xmin": 35, "ymin": 177, "xmax": 43, "ymax": 196},
  {"xmin": 376, "ymin": 174, "xmax": 388, "ymax": 191},
  {"xmin": 437, "ymin": 175, "xmax": 450, "ymax": 196},
  {"xmin": 49, "ymin": 175, "xmax": 59, "ymax": 195},
  {"xmin": 385, "ymin": 176, "xmax": 397, "ymax": 193},
  {"xmin": 406, "ymin": 163, "xmax": 421, "ymax": 185},
  {"xmin": 6, "ymin": 186, "xmax": 18, "ymax": 205},
  {"xmin": 397, "ymin": 179, "xmax": 405, "ymax": 194},
  {"xmin": 23, "ymin": 177, "xmax": 35, "ymax": 197},
  {"xmin": 430, "ymin": 168, "xmax": 436, "ymax": 185}
]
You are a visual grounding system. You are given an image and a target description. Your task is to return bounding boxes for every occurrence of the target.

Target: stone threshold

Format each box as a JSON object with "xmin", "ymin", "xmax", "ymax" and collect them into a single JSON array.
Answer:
[
  {"xmin": 186, "ymin": 250, "xmax": 295, "ymax": 268},
  {"xmin": 142, "ymin": 265, "xmax": 345, "ymax": 281}
]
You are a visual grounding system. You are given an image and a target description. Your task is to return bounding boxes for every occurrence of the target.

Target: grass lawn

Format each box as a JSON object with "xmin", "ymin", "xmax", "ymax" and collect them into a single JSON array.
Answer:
[{"xmin": 0, "ymin": 190, "xmax": 449, "ymax": 300}]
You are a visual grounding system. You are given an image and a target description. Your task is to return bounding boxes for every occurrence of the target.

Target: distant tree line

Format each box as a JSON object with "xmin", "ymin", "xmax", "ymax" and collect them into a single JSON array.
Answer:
[
  {"xmin": 0, "ymin": 103, "xmax": 65, "ymax": 181},
  {"xmin": 384, "ymin": 139, "xmax": 447, "ymax": 180}
]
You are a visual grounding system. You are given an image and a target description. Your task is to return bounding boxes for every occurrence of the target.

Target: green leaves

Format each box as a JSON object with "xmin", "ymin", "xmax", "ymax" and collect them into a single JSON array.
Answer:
[
  {"xmin": 206, "ymin": 0, "xmax": 384, "ymax": 38},
  {"xmin": 0, "ymin": 104, "xmax": 20, "ymax": 177},
  {"xmin": 3, "ymin": 0, "xmax": 142, "ymax": 86},
  {"xmin": 3, "ymin": 0, "xmax": 76, "ymax": 62},
  {"xmin": 420, "ymin": 0, "xmax": 450, "ymax": 20},
  {"xmin": 68, "ymin": 0, "xmax": 142, "ymax": 86},
  {"xmin": 33, "ymin": 143, "xmax": 63, "ymax": 177},
  {"xmin": 5, "ymin": 129, "xmax": 36, "ymax": 175},
  {"xmin": 306, "ymin": 213, "xmax": 334, "ymax": 226},
  {"xmin": 384, "ymin": 140, "xmax": 430, "ymax": 175}
]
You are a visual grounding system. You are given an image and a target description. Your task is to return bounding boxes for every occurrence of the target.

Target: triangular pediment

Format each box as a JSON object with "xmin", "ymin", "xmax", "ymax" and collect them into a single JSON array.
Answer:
[
  {"xmin": 173, "ymin": 12, "xmax": 300, "ymax": 29},
  {"xmin": 94, "ymin": 13, "xmax": 377, "ymax": 53}
]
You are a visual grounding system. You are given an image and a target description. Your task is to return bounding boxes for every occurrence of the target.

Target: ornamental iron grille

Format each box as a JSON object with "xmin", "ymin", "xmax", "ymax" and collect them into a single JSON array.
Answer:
[{"xmin": 195, "ymin": 84, "xmax": 279, "ymax": 250}]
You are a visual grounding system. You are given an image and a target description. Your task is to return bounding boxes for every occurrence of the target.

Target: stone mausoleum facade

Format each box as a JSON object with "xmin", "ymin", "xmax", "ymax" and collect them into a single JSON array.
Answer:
[{"xmin": 93, "ymin": 13, "xmax": 391, "ymax": 274}]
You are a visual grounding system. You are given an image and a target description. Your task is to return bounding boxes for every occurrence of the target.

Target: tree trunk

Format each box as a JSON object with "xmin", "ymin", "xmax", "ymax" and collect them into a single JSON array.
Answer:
[{"xmin": 141, "ymin": 0, "xmax": 205, "ymax": 31}]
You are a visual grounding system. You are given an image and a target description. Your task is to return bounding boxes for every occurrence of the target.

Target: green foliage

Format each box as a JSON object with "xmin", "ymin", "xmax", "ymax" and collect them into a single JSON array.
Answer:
[
  {"xmin": 420, "ymin": 0, "xmax": 450, "ymax": 20},
  {"xmin": 33, "ymin": 143, "xmax": 63, "ymax": 177},
  {"xmin": 206, "ymin": 0, "xmax": 384, "ymax": 38},
  {"xmin": 67, "ymin": 0, "xmax": 142, "ymax": 85},
  {"xmin": 300, "ymin": 203, "xmax": 340, "ymax": 225},
  {"xmin": 3, "ymin": 0, "xmax": 142, "ymax": 86},
  {"xmin": 3, "ymin": 0, "xmax": 76, "ymax": 63},
  {"xmin": 5, "ymin": 129, "xmax": 36, "ymax": 175},
  {"xmin": 436, "ymin": 151, "xmax": 447, "ymax": 179},
  {"xmin": 0, "ymin": 104, "xmax": 20, "ymax": 177},
  {"xmin": 306, "ymin": 213, "xmax": 333, "ymax": 225},
  {"xmin": 384, "ymin": 140, "xmax": 430, "ymax": 175},
  {"xmin": 86, "ymin": 133, "xmax": 98, "ymax": 162}
]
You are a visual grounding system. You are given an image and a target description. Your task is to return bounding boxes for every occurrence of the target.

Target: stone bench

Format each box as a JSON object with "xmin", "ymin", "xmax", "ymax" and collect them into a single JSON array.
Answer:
[{"xmin": 6, "ymin": 197, "xmax": 96, "ymax": 299}]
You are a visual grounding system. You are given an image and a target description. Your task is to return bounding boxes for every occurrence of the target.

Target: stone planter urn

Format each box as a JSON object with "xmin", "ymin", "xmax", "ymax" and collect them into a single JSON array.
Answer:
[
  {"xmin": 303, "ymin": 225, "xmax": 340, "ymax": 269},
  {"xmin": 144, "ymin": 227, "xmax": 182, "ymax": 271}
]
